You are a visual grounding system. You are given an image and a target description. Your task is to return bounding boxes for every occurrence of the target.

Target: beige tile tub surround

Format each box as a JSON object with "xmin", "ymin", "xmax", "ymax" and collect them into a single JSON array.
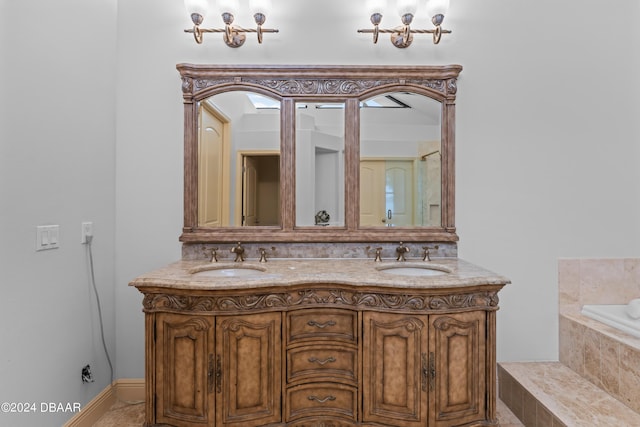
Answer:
[
  {"xmin": 558, "ymin": 258, "xmax": 640, "ymax": 414},
  {"xmin": 558, "ymin": 258, "xmax": 640, "ymax": 314},
  {"xmin": 499, "ymin": 362, "xmax": 640, "ymax": 427}
]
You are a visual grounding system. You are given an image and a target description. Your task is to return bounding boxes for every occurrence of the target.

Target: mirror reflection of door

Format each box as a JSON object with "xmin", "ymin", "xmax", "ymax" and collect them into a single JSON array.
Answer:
[
  {"xmin": 360, "ymin": 160, "xmax": 414, "ymax": 226},
  {"xmin": 360, "ymin": 92, "xmax": 442, "ymax": 227},
  {"xmin": 200, "ymin": 91, "xmax": 281, "ymax": 227},
  {"xmin": 198, "ymin": 103, "xmax": 230, "ymax": 227},
  {"xmin": 239, "ymin": 154, "xmax": 280, "ymax": 226}
]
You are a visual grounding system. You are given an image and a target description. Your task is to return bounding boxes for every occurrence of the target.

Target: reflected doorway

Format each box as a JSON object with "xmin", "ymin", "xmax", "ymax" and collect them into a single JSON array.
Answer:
[
  {"xmin": 236, "ymin": 152, "xmax": 280, "ymax": 226},
  {"xmin": 360, "ymin": 159, "xmax": 414, "ymax": 227}
]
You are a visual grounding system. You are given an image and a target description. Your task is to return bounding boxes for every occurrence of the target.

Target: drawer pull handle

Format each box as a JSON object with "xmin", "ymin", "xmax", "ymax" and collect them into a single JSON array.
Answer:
[
  {"xmin": 308, "ymin": 356, "xmax": 336, "ymax": 366},
  {"xmin": 307, "ymin": 320, "xmax": 336, "ymax": 329},
  {"xmin": 308, "ymin": 395, "xmax": 336, "ymax": 403}
]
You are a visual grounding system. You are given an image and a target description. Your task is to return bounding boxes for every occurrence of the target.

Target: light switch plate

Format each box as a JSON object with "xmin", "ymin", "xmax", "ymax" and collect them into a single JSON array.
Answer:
[{"xmin": 36, "ymin": 225, "xmax": 60, "ymax": 251}]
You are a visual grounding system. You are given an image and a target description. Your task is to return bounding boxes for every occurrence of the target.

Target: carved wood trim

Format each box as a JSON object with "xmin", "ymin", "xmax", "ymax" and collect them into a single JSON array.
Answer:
[
  {"xmin": 142, "ymin": 288, "xmax": 499, "ymax": 314},
  {"xmin": 177, "ymin": 64, "xmax": 462, "ymax": 100}
]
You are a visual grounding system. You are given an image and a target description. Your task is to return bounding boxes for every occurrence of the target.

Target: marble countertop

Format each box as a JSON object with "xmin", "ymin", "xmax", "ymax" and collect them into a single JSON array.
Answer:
[{"xmin": 130, "ymin": 258, "xmax": 510, "ymax": 292}]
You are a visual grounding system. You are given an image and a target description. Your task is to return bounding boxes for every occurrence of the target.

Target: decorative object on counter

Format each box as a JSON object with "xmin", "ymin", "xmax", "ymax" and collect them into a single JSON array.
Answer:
[
  {"xmin": 183, "ymin": 0, "xmax": 278, "ymax": 47},
  {"xmin": 315, "ymin": 210, "xmax": 330, "ymax": 225},
  {"xmin": 358, "ymin": 0, "xmax": 451, "ymax": 48}
]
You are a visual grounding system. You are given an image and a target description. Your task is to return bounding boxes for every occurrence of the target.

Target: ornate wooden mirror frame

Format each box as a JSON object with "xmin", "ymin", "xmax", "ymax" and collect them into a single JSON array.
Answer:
[{"xmin": 178, "ymin": 64, "xmax": 462, "ymax": 243}]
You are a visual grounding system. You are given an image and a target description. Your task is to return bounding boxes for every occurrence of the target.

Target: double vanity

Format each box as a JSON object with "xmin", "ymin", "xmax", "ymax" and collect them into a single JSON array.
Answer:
[
  {"xmin": 131, "ymin": 65, "xmax": 510, "ymax": 426},
  {"xmin": 132, "ymin": 256, "xmax": 508, "ymax": 427}
]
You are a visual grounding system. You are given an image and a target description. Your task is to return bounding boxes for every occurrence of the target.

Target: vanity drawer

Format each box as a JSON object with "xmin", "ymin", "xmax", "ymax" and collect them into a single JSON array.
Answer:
[
  {"xmin": 287, "ymin": 344, "xmax": 357, "ymax": 383},
  {"xmin": 286, "ymin": 382, "xmax": 357, "ymax": 422},
  {"xmin": 287, "ymin": 309, "xmax": 357, "ymax": 344}
]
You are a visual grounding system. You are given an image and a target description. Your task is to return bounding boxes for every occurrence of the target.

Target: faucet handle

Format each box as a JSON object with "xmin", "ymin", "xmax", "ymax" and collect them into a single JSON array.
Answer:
[
  {"xmin": 204, "ymin": 247, "xmax": 219, "ymax": 263},
  {"xmin": 258, "ymin": 247, "xmax": 268, "ymax": 263},
  {"xmin": 374, "ymin": 247, "xmax": 383, "ymax": 262},
  {"xmin": 422, "ymin": 245, "xmax": 439, "ymax": 262}
]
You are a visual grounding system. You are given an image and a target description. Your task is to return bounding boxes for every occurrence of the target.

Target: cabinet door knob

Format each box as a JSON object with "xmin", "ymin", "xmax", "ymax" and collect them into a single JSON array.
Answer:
[
  {"xmin": 215, "ymin": 354, "xmax": 222, "ymax": 394},
  {"xmin": 207, "ymin": 354, "xmax": 215, "ymax": 393},
  {"xmin": 422, "ymin": 352, "xmax": 436, "ymax": 391},
  {"xmin": 429, "ymin": 351, "xmax": 436, "ymax": 391}
]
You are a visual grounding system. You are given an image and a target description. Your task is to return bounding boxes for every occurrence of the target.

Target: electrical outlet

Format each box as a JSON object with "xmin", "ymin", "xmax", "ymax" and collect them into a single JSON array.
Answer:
[
  {"xmin": 81, "ymin": 364, "xmax": 94, "ymax": 383},
  {"xmin": 81, "ymin": 222, "xmax": 93, "ymax": 244}
]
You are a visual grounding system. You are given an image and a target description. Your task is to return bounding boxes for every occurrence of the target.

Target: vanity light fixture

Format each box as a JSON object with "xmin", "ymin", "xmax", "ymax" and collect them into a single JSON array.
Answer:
[
  {"xmin": 358, "ymin": 0, "xmax": 451, "ymax": 48},
  {"xmin": 183, "ymin": 0, "xmax": 278, "ymax": 47}
]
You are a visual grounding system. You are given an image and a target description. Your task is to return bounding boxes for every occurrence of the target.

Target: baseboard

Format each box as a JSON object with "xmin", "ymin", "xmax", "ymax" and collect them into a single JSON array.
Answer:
[
  {"xmin": 114, "ymin": 378, "xmax": 145, "ymax": 404},
  {"xmin": 63, "ymin": 379, "xmax": 145, "ymax": 427}
]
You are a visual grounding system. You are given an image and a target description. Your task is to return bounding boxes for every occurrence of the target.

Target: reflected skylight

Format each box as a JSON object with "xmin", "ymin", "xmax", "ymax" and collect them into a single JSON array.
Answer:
[
  {"xmin": 246, "ymin": 93, "xmax": 280, "ymax": 109},
  {"xmin": 246, "ymin": 93, "xmax": 410, "ymax": 110}
]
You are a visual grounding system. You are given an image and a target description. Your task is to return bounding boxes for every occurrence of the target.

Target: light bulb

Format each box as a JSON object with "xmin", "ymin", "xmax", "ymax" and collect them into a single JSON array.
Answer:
[
  {"xmin": 397, "ymin": 0, "xmax": 418, "ymax": 16},
  {"xmin": 426, "ymin": 0, "xmax": 449, "ymax": 19},
  {"xmin": 217, "ymin": 0, "xmax": 238, "ymax": 16},
  {"xmin": 184, "ymin": 0, "xmax": 209, "ymax": 18},
  {"xmin": 367, "ymin": 0, "xmax": 387, "ymax": 16},
  {"xmin": 250, "ymin": 0, "xmax": 271, "ymax": 16}
]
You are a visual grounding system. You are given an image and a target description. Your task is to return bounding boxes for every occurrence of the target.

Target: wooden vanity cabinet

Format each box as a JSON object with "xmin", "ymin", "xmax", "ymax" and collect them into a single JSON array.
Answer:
[
  {"xmin": 141, "ymin": 284, "xmax": 501, "ymax": 427},
  {"xmin": 363, "ymin": 311, "xmax": 486, "ymax": 427},
  {"xmin": 152, "ymin": 312, "xmax": 281, "ymax": 427},
  {"xmin": 285, "ymin": 308, "xmax": 359, "ymax": 424}
]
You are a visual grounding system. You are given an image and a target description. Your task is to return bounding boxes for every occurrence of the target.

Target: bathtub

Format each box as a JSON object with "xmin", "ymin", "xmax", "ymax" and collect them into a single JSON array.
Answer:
[{"xmin": 581, "ymin": 304, "xmax": 640, "ymax": 339}]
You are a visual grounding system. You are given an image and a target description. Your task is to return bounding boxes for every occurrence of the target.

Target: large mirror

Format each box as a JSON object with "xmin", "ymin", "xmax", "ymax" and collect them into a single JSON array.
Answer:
[{"xmin": 178, "ymin": 64, "xmax": 461, "ymax": 243}]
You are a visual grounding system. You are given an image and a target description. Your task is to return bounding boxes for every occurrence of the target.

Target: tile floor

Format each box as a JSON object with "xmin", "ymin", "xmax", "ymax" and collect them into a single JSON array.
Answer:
[{"xmin": 93, "ymin": 398, "xmax": 524, "ymax": 426}]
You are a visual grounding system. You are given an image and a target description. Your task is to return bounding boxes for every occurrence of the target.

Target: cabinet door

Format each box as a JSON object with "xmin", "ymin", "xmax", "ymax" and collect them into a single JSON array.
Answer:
[
  {"xmin": 216, "ymin": 312, "xmax": 281, "ymax": 427},
  {"xmin": 362, "ymin": 312, "xmax": 428, "ymax": 427},
  {"xmin": 155, "ymin": 313, "xmax": 215, "ymax": 426},
  {"xmin": 429, "ymin": 311, "xmax": 486, "ymax": 426}
]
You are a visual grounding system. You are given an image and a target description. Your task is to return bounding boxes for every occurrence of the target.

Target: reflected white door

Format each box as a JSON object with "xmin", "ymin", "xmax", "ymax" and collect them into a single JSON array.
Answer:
[
  {"xmin": 385, "ymin": 161, "xmax": 413, "ymax": 226},
  {"xmin": 198, "ymin": 107, "xmax": 225, "ymax": 227},
  {"xmin": 360, "ymin": 160, "xmax": 414, "ymax": 226},
  {"xmin": 242, "ymin": 156, "xmax": 258, "ymax": 226},
  {"xmin": 360, "ymin": 161, "xmax": 386, "ymax": 226}
]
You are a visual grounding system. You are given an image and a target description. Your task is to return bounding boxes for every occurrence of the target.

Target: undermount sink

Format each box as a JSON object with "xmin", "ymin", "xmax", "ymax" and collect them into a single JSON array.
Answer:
[
  {"xmin": 377, "ymin": 265, "xmax": 450, "ymax": 277},
  {"xmin": 191, "ymin": 266, "xmax": 268, "ymax": 278}
]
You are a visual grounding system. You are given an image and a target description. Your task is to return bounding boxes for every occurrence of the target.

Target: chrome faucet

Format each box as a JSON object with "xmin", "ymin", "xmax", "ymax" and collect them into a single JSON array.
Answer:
[
  {"xmin": 396, "ymin": 242, "xmax": 409, "ymax": 262},
  {"xmin": 230, "ymin": 242, "xmax": 245, "ymax": 262},
  {"xmin": 422, "ymin": 245, "xmax": 439, "ymax": 262}
]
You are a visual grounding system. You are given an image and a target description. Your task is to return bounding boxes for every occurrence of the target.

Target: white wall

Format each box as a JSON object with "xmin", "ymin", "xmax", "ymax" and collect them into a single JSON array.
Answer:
[
  {"xmin": 115, "ymin": 0, "xmax": 640, "ymax": 378},
  {"xmin": 2, "ymin": 2, "xmax": 639, "ymax": 423},
  {"xmin": 0, "ymin": 1, "xmax": 117, "ymax": 425}
]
